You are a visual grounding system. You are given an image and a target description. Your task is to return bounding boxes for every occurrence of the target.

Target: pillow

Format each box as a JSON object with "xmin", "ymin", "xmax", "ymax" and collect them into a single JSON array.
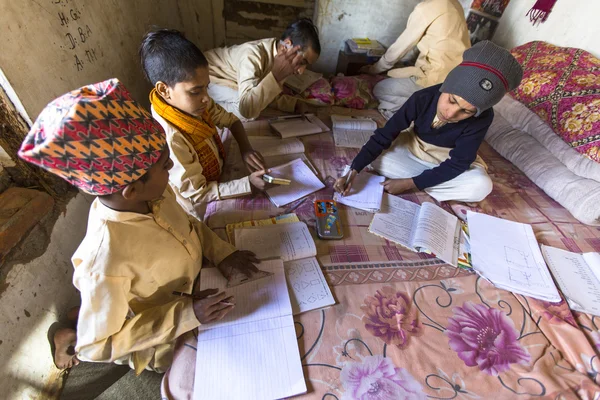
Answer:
[
  {"xmin": 510, "ymin": 41, "xmax": 600, "ymax": 163},
  {"xmin": 331, "ymin": 74, "xmax": 387, "ymax": 109},
  {"xmin": 300, "ymin": 78, "xmax": 334, "ymax": 106}
]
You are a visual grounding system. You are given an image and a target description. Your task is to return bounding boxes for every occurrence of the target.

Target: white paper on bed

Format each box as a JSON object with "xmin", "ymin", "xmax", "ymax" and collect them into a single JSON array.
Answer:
[
  {"xmin": 194, "ymin": 259, "xmax": 306, "ymax": 400},
  {"xmin": 235, "ymin": 223, "xmax": 335, "ymax": 315},
  {"xmin": 284, "ymin": 69, "xmax": 323, "ymax": 93},
  {"xmin": 248, "ymin": 136, "xmax": 305, "ymax": 157},
  {"xmin": 334, "ymin": 167, "xmax": 385, "ymax": 212},
  {"xmin": 265, "ymin": 158, "xmax": 325, "ymax": 207},
  {"xmin": 368, "ymin": 194, "xmax": 460, "ymax": 267},
  {"xmin": 542, "ymin": 245, "xmax": 600, "ymax": 315},
  {"xmin": 467, "ymin": 211, "xmax": 561, "ymax": 302},
  {"xmin": 331, "ymin": 114, "xmax": 377, "ymax": 148},
  {"xmin": 269, "ymin": 114, "xmax": 329, "ymax": 138}
]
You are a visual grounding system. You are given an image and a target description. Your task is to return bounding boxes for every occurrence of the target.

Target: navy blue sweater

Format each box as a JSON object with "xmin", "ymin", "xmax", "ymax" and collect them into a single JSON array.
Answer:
[{"xmin": 351, "ymin": 84, "xmax": 494, "ymax": 190}]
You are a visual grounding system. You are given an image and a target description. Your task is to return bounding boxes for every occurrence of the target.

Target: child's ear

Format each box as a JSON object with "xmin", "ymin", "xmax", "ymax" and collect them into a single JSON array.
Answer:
[
  {"xmin": 283, "ymin": 38, "xmax": 293, "ymax": 48},
  {"xmin": 122, "ymin": 180, "xmax": 144, "ymax": 201},
  {"xmin": 155, "ymin": 81, "xmax": 170, "ymax": 100}
]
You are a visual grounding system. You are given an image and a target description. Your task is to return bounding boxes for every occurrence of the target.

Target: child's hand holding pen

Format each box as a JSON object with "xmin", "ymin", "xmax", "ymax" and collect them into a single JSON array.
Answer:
[
  {"xmin": 174, "ymin": 289, "xmax": 236, "ymax": 324},
  {"xmin": 334, "ymin": 168, "xmax": 358, "ymax": 196}
]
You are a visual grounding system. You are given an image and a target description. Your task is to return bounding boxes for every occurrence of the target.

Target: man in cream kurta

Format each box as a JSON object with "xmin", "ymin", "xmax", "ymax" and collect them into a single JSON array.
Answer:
[
  {"xmin": 72, "ymin": 187, "xmax": 237, "ymax": 373},
  {"xmin": 205, "ymin": 38, "xmax": 299, "ymax": 120},
  {"xmin": 152, "ymin": 98, "xmax": 251, "ymax": 218},
  {"xmin": 365, "ymin": 0, "xmax": 471, "ymax": 116}
]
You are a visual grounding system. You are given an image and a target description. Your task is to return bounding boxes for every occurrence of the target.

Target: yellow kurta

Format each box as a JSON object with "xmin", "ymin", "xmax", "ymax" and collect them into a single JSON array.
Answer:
[
  {"xmin": 152, "ymin": 98, "xmax": 251, "ymax": 219},
  {"xmin": 72, "ymin": 187, "xmax": 236, "ymax": 373},
  {"xmin": 371, "ymin": 0, "xmax": 470, "ymax": 87},
  {"xmin": 205, "ymin": 38, "xmax": 298, "ymax": 119}
]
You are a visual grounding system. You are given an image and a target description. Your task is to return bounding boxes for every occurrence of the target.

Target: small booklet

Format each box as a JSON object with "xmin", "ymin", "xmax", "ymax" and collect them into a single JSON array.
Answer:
[
  {"xmin": 226, "ymin": 213, "xmax": 300, "ymax": 245},
  {"xmin": 265, "ymin": 158, "xmax": 325, "ymax": 207},
  {"xmin": 248, "ymin": 136, "xmax": 305, "ymax": 157},
  {"xmin": 235, "ymin": 222, "xmax": 336, "ymax": 315},
  {"xmin": 368, "ymin": 194, "xmax": 461, "ymax": 267},
  {"xmin": 284, "ymin": 69, "xmax": 323, "ymax": 93},
  {"xmin": 542, "ymin": 245, "xmax": 600, "ymax": 315},
  {"xmin": 331, "ymin": 114, "xmax": 377, "ymax": 148},
  {"xmin": 269, "ymin": 114, "xmax": 329, "ymax": 138},
  {"xmin": 334, "ymin": 167, "xmax": 385, "ymax": 213}
]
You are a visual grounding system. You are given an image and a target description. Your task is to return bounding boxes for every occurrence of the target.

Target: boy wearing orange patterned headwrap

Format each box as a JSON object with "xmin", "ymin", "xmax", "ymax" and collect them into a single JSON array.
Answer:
[
  {"xmin": 141, "ymin": 29, "xmax": 269, "ymax": 219},
  {"xmin": 19, "ymin": 79, "xmax": 260, "ymax": 373}
]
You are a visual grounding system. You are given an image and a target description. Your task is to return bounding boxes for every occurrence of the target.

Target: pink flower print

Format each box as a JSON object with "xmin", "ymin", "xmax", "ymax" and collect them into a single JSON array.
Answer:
[
  {"xmin": 341, "ymin": 355, "xmax": 426, "ymax": 400},
  {"xmin": 445, "ymin": 302, "xmax": 530, "ymax": 376},
  {"xmin": 332, "ymin": 77, "xmax": 358, "ymax": 100},
  {"xmin": 531, "ymin": 298, "xmax": 577, "ymax": 327},
  {"xmin": 361, "ymin": 286, "xmax": 423, "ymax": 349}
]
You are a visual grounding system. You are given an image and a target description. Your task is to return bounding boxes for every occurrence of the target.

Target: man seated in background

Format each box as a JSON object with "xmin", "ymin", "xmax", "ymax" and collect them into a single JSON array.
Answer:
[
  {"xmin": 361, "ymin": 0, "xmax": 471, "ymax": 119},
  {"xmin": 204, "ymin": 18, "xmax": 321, "ymax": 120}
]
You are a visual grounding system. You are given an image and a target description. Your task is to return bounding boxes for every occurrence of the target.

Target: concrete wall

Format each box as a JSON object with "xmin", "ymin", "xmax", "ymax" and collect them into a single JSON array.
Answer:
[{"xmin": 494, "ymin": 0, "xmax": 600, "ymax": 56}]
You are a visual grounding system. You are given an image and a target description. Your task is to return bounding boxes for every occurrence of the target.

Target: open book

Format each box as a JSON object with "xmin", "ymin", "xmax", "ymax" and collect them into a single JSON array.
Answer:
[
  {"xmin": 235, "ymin": 222, "xmax": 336, "ymax": 315},
  {"xmin": 331, "ymin": 114, "xmax": 377, "ymax": 148},
  {"xmin": 468, "ymin": 211, "xmax": 561, "ymax": 302},
  {"xmin": 368, "ymin": 194, "xmax": 461, "ymax": 267},
  {"xmin": 194, "ymin": 259, "xmax": 306, "ymax": 400},
  {"xmin": 265, "ymin": 158, "xmax": 325, "ymax": 207},
  {"xmin": 284, "ymin": 69, "xmax": 323, "ymax": 93},
  {"xmin": 334, "ymin": 167, "xmax": 385, "ymax": 213},
  {"xmin": 542, "ymin": 245, "xmax": 600, "ymax": 315},
  {"xmin": 269, "ymin": 114, "xmax": 329, "ymax": 138}
]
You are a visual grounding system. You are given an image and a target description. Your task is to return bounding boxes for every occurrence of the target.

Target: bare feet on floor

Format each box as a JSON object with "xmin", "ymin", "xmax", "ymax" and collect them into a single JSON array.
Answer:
[{"xmin": 53, "ymin": 328, "xmax": 80, "ymax": 369}]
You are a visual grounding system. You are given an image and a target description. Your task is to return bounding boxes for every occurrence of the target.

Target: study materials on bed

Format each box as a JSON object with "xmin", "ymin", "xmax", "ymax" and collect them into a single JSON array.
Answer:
[
  {"xmin": 234, "ymin": 222, "xmax": 336, "ymax": 314},
  {"xmin": 225, "ymin": 213, "xmax": 300, "ymax": 245},
  {"xmin": 346, "ymin": 38, "xmax": 386, "ymax": 56},
  {"xmin": 224, "ymin": 269, "xmax": 274, "ymax": 288},
  {"xmin": 368, "ymin": 194, "xmax": 461, "ymax": 267},
  {"xmin": 315, "ymin": 200, "xmax": 344, "ymax": 240},
  {"xmin": 541, "ymin": 245, "xmax": 600, "ymax": 315},
  {"xmin": 269, "ymin": 114, "xmax": 329, "ymax": 138},
  {"xmin": 265, "ymin": 158, "xmax": 325, "ymax": 207},
  {"xmin": 467, "ymin": 211, "xmax": 561, "ymax": 302},
  {"xmin": 194, "ymin": 259, "xmax": 307, "ymax": 400},
  {"xmin": 284, "ymin": 69, "xmax": 323, "ymax": 93},
  {"xmin": 247, "ymin": 136, "xmax": 305, "ymax": 157},
  {"xmin": 334, "ymin": 166, "xmax": 385, "ymax": 213},
  {"xmin": 331, "ymin": 115, "xmax": 377, "ymax": 148}
]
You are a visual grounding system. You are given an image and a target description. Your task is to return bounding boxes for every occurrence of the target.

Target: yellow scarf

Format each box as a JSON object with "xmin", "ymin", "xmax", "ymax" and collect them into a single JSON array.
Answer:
[{"xmin": 149, "ymin": 89, "xmax": 226, "ymax": 182}]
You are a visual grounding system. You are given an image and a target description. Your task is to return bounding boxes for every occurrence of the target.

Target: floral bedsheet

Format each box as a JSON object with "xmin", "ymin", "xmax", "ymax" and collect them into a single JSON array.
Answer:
[{"xmin": 206, "ymin": 107, "xmax": 600, "ymax": 399}]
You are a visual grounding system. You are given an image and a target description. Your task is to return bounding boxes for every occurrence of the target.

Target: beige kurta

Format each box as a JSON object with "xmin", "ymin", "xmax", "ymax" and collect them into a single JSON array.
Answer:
[
  {"xmin": 72, "ymin": 187, "xmax": 237, "ymax": 373},
  {"xmin": 205, "ymin": 38, "xmax": 298, "ymax": 119},
  {"xmin": 152, "ymin": 98, "xmax": 251, "ymax": 219},
  {"xmin": 371, "ymin": 0, "xmax": 470, "ymax": 87}
]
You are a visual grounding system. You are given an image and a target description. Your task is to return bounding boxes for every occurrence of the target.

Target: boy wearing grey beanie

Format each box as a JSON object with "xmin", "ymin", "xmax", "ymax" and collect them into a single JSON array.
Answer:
[{"xmin": 335, "ymin": 41, "xmax": 523, "ymax": 203}]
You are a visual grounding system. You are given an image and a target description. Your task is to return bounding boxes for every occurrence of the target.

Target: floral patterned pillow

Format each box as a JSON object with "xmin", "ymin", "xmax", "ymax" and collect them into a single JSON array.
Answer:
[
  {"xmin": 331, "ymin": 74, "xmax": 387, "ymax": 109},
  {"xmin": 510, "ymin": 41, "xmax": 600, "ymax": 163},
  {"xmin": 300, "ymin": 78, "xmax": 335, "ymax": 106}
]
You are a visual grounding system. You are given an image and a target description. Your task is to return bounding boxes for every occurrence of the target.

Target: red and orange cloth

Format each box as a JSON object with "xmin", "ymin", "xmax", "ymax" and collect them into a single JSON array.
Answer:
[
  {"xmin": 149, "ymin": 89, "xmax": 226, "ymax": 182},
  {"xmin": 18, "ymin": 79, "xmax": 166, "ymax": 196}
]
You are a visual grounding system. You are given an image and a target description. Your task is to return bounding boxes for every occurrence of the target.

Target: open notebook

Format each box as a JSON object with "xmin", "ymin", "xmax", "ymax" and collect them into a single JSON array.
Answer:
[
  {"xmin": 284, "ymin": 69, "xmax": 322, "ymax": 93},
  {"xmin": 334, "ymin": 167, "xmax": 385, "ymax": 213},
  {"xmin": 331, "ymin": 114, "xmax": 377, "ymax": 148},
  {"xmin": 369, "ymin": 194, "xmax": 461, "ymax": 267},
  {"xmin": 542, "ymin": 245, "xmax": 600, "ymax": 315},
  {"xmin": 265, "ymin": 158, "xmax": 325, "ymax": 207},
  {"xmin": 235, "ymin": 222, "xmax": 336, "ymax": 315},
  {"xmin": 269, "ymin": 114, "xmax": 329, "ymax": 138},
  {"xmin": 194, "ymin": 259, "xmax": 306, "ymax": 400}
]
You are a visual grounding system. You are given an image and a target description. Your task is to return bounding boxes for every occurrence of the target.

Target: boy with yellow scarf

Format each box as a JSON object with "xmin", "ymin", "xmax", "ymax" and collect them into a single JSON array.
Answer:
[{"xmin": 141, "ymin": 29, "xmax": 268, "ymax": 219}]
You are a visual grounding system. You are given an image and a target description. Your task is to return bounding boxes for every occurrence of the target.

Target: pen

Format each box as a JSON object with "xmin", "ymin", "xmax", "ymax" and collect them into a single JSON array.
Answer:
[{"xmin": 172, "ymin": 291, "xmax": 235, "ymax": 306}]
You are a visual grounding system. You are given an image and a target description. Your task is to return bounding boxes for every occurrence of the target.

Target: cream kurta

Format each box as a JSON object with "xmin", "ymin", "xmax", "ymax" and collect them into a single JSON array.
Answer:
[
  {"xmin": 205, "ymin": 38, "xmax": 298, "ymax": 119},
  {"xmin": 371, "ymin": 0, "xmax": 470, "ymax": 87},
  {"xmin": 152, "ymin": 98, "xmax": 251, "ymax": 219},
  {"xmin": 72, "ymin": 187, "xmax": 236, "ymax": 373}
]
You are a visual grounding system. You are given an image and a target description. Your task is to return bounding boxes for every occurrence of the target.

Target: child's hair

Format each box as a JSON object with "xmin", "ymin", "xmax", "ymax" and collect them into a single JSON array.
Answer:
[
  {"xmin": 280, "ymin": 18, "xmax": 321, "ymax": 54},
  {"xmin": 139, "ymin": 28, "xmax": 208, "ymax": 87}
]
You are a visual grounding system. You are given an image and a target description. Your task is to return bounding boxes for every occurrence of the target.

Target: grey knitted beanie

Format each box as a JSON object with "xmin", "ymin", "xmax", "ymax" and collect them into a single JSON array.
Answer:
[{"xmin": 440, "ymin": 40, "xmax": 523, "ymax": 116}]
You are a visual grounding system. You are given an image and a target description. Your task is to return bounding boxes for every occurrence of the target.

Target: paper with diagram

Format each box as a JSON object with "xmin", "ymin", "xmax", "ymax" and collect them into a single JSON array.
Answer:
[
  {"xmin": 542, "ymin": 245, "xmax": 600, "ymax": 315},
  {"xmin": 284, "ymin": 257, "xmax": 335, "ymax": 314},
  {"xmin": 331, "ymin": 114, "xmax": 377, "ymax": 148},
  {"xmin": 334, "ymin": 168, "xmax": 385, "ymax": 213},
  {"xmin": 194, "ymin": 259, "xmax": 306, "ymax": 400},
  {"xmin": 467, "ymin": 211, "xmax": 560, "ymax": 302}
]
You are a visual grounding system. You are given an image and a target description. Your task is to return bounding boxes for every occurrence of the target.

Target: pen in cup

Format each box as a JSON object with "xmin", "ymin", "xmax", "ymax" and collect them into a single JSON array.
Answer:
[{"xmin": 172, "ymin": 291, "xmax": 235, "ymax": 306}]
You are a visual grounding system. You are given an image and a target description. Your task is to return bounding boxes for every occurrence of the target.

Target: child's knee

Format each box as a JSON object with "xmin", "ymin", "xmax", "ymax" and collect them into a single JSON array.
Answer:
[{"xmin": 466, "ymin": 173, "xmax": 493, "ymax": 202}]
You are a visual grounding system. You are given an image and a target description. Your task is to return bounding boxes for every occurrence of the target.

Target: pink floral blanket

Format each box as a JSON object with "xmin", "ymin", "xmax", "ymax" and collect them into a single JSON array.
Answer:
[{"xmin": 200, "ymin": 107, "xmax": 600, "ymax": 399}]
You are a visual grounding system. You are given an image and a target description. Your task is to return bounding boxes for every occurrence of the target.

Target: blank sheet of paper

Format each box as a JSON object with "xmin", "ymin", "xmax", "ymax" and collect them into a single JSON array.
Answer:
[
  {"xmin": 266, "ymin": 158, "xmax": 325, "ymax": 207},
  {"xmin": 334, "ymin": 171, "xmax": 385, "ymax": 212},
  {"xmin": 194, "ymin": 259, "xmax": 306, "ymax": 400},
  {"xmin": 234, "ymin": 222, "xmax": 316, "ymax": 262},
  {"xmin": 284, "ymin": 257, "xmax": 335, "ymax": 315}
]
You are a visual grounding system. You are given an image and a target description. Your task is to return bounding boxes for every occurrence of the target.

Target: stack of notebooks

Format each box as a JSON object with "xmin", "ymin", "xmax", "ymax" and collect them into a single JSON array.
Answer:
[
  {"xmin": 346, "ymin": 38, "xmax": 386, "ymax": 57},
  {"xmin": 193, "ymin": 220, "xmax": 336, "ymax": 400}
]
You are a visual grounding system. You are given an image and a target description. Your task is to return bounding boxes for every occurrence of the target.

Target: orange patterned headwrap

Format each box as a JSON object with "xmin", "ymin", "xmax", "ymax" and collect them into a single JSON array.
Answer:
[{"xmin": 18, "ymin": 79, "xmax": 166, "ymax": 195}]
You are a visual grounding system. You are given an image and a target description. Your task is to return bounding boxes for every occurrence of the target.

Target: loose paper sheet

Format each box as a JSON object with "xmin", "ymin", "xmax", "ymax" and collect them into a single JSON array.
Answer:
[
  {"xmin": 334, "ymin": 170, "xmax": 385, "ymax": 213},
  {"xmin": 265, "ymin": 158, "xmax": 325, "ymax": 207},
  {"xmin": 284, "ymin": 257, "xmax": 335, "ymax": 315}
]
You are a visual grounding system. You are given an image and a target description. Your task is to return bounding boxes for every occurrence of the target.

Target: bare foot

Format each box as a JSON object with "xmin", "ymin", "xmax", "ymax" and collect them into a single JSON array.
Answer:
[{"xmin": 53, "ymin": 328, "xmax": 80, "ymax": 369}]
